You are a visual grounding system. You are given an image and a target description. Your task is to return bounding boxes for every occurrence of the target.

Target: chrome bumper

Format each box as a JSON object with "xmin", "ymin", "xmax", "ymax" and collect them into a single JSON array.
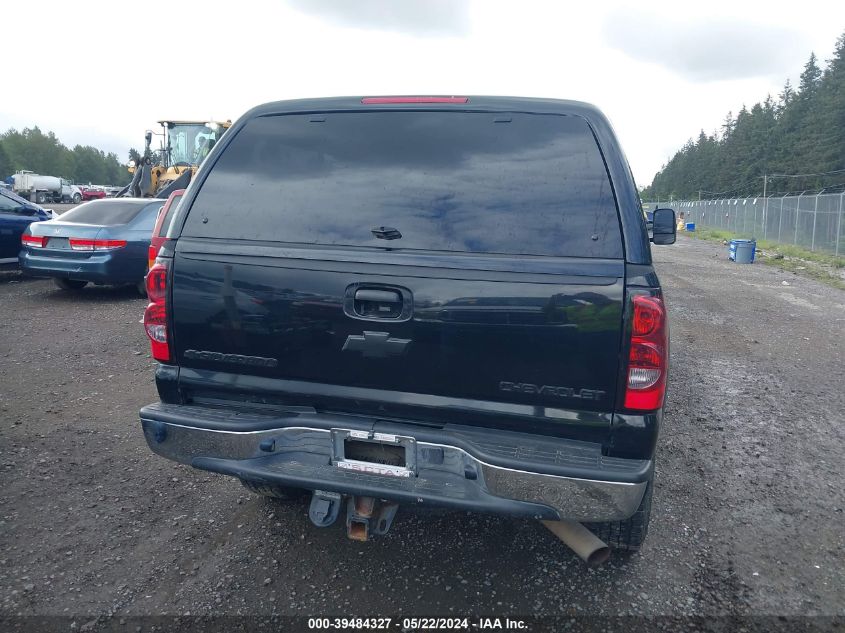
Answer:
[{"xmin": 140, "ymin": 417, "xmax": 649, "ymax": 522}]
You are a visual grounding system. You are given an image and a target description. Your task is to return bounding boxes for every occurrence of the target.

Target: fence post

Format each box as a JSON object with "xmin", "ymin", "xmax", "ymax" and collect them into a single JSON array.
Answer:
[
  {"xmin": 763, "ymin": 186, "xmax": 769, "ymax": 239},
  {"xmin": 763, "ymin": 196, "xmax": 769, "ymax": 240},
  {"xmin": 795, "ymin": 192, "xmax": 802, "ymax": 245},
  {"xmin": 811, "ymin": 193, "xmax": 819, "ymax": 251},
  {"xmin": 837, "ymin": 192, "xmax": 844, "ymax": 257},
  {"xmin": 777, "ymin": 196, "xmax": 785, "ymax": 243},
  {"xmin": 747, "ymin": 199, "xmax": 752, "ymax": 235},
  {"xmin": 753, "ymin": 198, "xmax": 758, "ymax": 236},
  {"xmin": 752, "ymin": 199, "xmax": 756, "ymax": 235}
]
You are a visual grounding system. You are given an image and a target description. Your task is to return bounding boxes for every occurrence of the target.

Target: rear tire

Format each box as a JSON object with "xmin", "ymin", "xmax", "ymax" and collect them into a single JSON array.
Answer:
[
  {"xmin": 239, "ymin": 479, "xmax": 306, "ymax": 500},
  {"xmin": 136, "ymin": 279, "xmax": 147, "ymax": 297},
  {"xmin": 54, "ymin": 278, "xmax": 88, "ymax": 291},
  {"xmin": 584, "ymin": 479, "xmax": 653, "ymax": 552}
]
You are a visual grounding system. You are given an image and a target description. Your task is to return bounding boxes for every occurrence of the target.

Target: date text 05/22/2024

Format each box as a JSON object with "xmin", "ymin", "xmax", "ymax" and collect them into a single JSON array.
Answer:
[{"xmin": 306, "ymin": 617, "xmax": 528, "ymax": 630}]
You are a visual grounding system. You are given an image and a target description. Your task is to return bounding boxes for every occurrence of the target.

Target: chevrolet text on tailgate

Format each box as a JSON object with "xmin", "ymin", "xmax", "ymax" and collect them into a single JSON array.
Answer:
[{"xmin": 139, "ymin": 96, "xmax": 676, "ymax": 564}]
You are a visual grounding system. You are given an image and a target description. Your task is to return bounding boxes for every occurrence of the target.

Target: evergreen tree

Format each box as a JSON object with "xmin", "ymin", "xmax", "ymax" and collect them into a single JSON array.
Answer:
[
  {"xmin": 1, "ymin": 128, "xmax": 129, "ymax": 185},
  {"xmin": 644, "ymin": 30, "xmax": 845, "ymax": 200},
  {"xmin": 721, "ymin": 111, "xmax": 735, "ymax": 141},
  {"xmin": 798, "ymin": 52, "xmax": 822, "ymax": 99},
  {"xmin": 778, "ymin": 80, "xmax": 795, "ymax": 111},
  {"xmin": 1, "ymin": 127, "xmax": 72, "ymax": 177},
  {"xmin": 0, "ymin": 142, "xmax": 11, "ymax": 180},
  {"xmin": 814, "ymin": 34, "xmax": 845, "ymax": 176}
]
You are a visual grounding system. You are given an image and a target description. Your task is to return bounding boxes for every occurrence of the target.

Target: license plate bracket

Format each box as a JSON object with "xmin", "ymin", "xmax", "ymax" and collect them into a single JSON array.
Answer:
[{"xmin": 331, "ymin": 429, "xmax": 416, "ymax": 478}]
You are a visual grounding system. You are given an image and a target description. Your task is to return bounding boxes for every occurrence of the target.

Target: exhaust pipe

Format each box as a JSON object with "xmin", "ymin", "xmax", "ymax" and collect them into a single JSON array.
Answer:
[{"xmin": 541, "ymin": 519, "xmax": 611, "ymax": 566}]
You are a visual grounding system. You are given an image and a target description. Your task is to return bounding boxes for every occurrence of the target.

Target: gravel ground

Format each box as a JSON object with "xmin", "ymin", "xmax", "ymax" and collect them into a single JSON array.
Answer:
[{"xmin": 0, "ymin": 236, "xmax": 843, "ymax": 628}]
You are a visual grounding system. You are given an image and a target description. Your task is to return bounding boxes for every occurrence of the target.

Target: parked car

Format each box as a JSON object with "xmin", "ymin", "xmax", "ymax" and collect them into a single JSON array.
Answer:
[
  {"xmin": 81, "ymin": 187, "xmax": 108, "ymax": 201},
  {"xmin": 148, "ymin": 189, "xmax": 184, "ymax": 269},
  {"xmin": 0, "ymin": 188, "xmax": 55, "ymax": 266},
  {"xmin": 139, "ymin": 96, "xmax": 676, "ymax": 560},
  {"xmin": 19, "ymin": 198, "xmax": 163, "ymax": 293}
]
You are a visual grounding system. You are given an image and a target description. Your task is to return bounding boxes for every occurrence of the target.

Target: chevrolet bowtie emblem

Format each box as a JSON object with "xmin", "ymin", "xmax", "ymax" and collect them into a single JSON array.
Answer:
[{"xmin": 342, "ymin": 331, "xmax": 411, "ymax": 358}]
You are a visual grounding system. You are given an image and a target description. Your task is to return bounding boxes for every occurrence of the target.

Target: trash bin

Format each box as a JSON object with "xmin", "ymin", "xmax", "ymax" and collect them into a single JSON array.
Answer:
[
  {"xmin": 729, "ymin": 239, "xmax": 756, "ymax": 264},
  {"xmin": 686, "ymin": 222, "xmax": 696, "ymax": 232}
]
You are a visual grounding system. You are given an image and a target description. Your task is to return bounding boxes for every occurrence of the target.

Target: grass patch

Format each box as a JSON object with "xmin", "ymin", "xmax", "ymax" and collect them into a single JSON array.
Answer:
[
  {"xmin": 693, "ymin": 228, "xmax": 736, "ymax": 244},
  {"xmin": 686, "ymin": 228, "xmax": 845, "ymax": 290},
  {"xmin": 763, "ymin": 256, "xmax": 845, "ymax": 290}
]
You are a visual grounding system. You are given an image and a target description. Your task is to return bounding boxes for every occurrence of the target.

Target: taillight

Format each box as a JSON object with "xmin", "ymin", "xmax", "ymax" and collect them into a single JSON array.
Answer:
[
  {"xmin": 148, "ymin": 244, "xmax": 156, "ymax": 270},
  {"xmin": 623, "ymin": 295, "xmax": 668, "ymax": 411},
  {"xmin": 69, "ymin": 238, "xmax": 127, "ymax": 251},
  {"xmin": 22, "ymin": 235, "xmax": 48, "ymax": 248},
  {"xmin": 361, "ymin": 96, "xmax": 469, "ymax": 104},
  {"xmin": 143, "ymin": 260, "xmax": 170, "ymax": 362}
]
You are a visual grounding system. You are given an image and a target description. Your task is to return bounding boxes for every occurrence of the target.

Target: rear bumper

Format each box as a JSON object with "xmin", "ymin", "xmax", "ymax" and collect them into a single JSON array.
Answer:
[
  {"xmin": 19, "ymin": 250, "xmax": 139, "ymax": 283},
  {"xmin": 139, "ymin": 402, "xmax": 651, "ymax": 522}
]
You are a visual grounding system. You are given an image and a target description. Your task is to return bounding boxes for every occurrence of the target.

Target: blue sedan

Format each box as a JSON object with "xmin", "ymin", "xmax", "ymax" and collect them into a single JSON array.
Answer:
[
  {"xmin": 0, "ymin": 188, "xmax": 55, "ymax": 266},
  {"xmin": 19, "ymin": 198, "xmax": 163, "ymax": 294}
]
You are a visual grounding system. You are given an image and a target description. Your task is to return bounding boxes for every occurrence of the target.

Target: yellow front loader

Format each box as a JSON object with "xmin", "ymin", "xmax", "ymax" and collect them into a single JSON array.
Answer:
[{"xmin": 122, "ymin": 120, "xmax": 231, "ymax": 198}]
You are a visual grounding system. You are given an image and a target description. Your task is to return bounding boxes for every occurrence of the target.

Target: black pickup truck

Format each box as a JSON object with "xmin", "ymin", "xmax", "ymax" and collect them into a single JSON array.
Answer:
[{"xmin": 140, "ymin": 96, "xmax": 676, "ymax": 555}]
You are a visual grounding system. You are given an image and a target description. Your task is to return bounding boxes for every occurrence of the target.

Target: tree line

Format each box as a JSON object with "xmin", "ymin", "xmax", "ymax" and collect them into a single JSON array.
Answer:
[
  {"xmin": 642, "ymin": 31, "xmax": 845, "ymax": 202},
  {"xmin": 0, "ymin": 127, "xmax": 129, "ymax": 187}
]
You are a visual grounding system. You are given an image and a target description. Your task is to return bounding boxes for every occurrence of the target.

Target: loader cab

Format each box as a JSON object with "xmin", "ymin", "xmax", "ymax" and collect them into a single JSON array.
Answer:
[{"xmin": 161, "ymin": 120, "xmax": 230, "ymax": 167}]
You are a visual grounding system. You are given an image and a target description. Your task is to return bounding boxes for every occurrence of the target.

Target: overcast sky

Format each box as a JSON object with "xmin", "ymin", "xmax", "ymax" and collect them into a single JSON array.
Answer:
[{"xmin": 3, "ymin": 0, "xmax": 844, "ymax": 186}]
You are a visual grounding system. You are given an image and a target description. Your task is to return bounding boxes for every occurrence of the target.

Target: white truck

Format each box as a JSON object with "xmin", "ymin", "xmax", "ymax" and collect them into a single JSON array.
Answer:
[{"xmin": 12, "ymin": 171, "xmax": 82, "ymax": 204}]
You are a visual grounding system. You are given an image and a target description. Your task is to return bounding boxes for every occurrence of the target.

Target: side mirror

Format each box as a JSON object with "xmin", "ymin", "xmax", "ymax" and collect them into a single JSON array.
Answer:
[{"xmin": 651, "ymin": 208, "xmax": 676, "ymax": 245}]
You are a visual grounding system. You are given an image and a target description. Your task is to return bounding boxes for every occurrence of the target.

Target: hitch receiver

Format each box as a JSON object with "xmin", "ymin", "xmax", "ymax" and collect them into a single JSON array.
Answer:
[{"xmin": 346, "ymin": 496, "xmax": 399, "ymax": 541}]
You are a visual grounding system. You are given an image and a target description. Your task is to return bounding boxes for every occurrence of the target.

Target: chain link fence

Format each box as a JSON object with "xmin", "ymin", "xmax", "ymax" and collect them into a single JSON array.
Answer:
[{"xmin": 643, "ymin": 192, "xmax": 845, "ymax": 256}]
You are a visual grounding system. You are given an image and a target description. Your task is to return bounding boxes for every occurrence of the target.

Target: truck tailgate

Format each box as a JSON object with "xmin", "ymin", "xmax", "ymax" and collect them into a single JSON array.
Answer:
[{"xmin": 171, "ymin": 240, "xmax": 623, "ymax": 439}]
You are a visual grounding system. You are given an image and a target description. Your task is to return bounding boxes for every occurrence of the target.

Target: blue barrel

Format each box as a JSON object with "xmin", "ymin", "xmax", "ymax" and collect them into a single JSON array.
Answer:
[
  {"xmin": 686, "ymin": 222, "xmax": 696, "ymax": 232},
  {"xmin": 729, "ymin": 239, "xmax": 756, "ymax": 264}
]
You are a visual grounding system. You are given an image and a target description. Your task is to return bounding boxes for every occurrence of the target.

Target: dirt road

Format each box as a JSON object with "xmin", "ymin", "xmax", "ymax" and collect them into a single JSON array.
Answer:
[{"xmin": 1, "ymin": 236, "xmax": 843, "ymax": 629}]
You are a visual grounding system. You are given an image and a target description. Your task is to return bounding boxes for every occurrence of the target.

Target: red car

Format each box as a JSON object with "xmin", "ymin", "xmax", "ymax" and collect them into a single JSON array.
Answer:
[
  {"xmin": 149, "ymin": 189, "xmax": 185, "ymax": 268},
  {"xmin": 81, "ymin": 188, "xmax": 107, "ymax": 201}
]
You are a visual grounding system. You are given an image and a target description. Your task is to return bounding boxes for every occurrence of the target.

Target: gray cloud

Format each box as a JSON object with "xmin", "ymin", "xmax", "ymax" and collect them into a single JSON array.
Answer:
[
  {"xmin": 603, "ymin": 10, "xmax": 810, "ymax": 81},
  {"xmin": 284, "ymin": 0, "xmax": 470, "ymax": 37}
]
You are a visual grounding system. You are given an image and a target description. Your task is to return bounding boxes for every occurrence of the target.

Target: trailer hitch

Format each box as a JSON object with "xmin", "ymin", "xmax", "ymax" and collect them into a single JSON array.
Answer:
[
  {"xmin": 346, "ymin": 496, "xmax": 399, "ymax": 541},
  {"xmin": 307, "ymin": 492, "xmax": 399, "ymax": 539}
]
